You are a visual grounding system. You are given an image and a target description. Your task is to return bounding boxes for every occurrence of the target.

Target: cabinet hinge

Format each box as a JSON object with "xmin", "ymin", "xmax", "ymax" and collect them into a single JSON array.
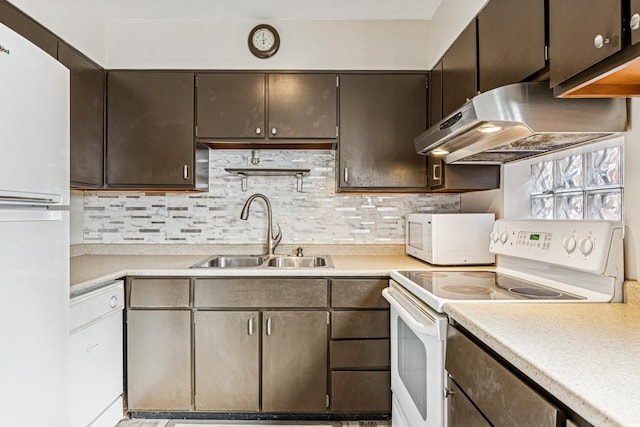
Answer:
[
  {"xmin": 426, "ymin": 77, "xmax": 429, "ymax": 89},
  {"xmin": 326, "ymin": 394, "xmax": 330, "ymax": 408},
  {"xmin": 544, "ymin": 45, "xmax": 549, "ymax": 61},
  {"xmin": 336, "ymin": 75, "xmax": 340, "ymax": 87},
  {"xmin": 326, "ymin": 312, "xmax": 330, "ymax": 325}
]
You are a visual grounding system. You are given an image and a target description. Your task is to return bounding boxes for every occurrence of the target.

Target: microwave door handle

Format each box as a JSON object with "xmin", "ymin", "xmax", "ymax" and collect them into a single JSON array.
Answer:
[{"xmin": 382, "ymin": 288, "xmax": 439, "ymax": 338}]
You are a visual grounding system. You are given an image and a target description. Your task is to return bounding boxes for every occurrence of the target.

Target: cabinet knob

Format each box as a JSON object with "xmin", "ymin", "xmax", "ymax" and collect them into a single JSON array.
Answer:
[
  {"xmin": 594, "ymin": 34, "xmax": 611, "ymax": 49},
  {"xmin": 631, "ymin": 13, "xmax": 640, "ymax": 31},
  {"xmin": 271, "ymin": 127, "xmax": 277, "ymax": 135},
  {"xmin": 255, "ymin": 127, "xmax": 261, "ymax": 135}
]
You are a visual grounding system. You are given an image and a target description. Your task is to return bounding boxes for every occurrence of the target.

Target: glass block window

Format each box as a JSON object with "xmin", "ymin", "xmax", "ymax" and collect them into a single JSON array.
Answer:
[{"xmin": 530, "ymin": 146, "xmax": 623, "ymax": 221}]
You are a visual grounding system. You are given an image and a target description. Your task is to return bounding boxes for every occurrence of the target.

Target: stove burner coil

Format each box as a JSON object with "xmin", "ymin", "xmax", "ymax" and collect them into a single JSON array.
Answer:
[{"xmin": 508, "ymin": 287, "xmax": 563, "ymax": 298}]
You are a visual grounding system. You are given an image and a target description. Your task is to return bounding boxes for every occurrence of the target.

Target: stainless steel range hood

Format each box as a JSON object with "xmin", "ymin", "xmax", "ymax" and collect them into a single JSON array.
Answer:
[{"xmin": 415, "ymin": 82, "xmax": 627, "ymax": 164}]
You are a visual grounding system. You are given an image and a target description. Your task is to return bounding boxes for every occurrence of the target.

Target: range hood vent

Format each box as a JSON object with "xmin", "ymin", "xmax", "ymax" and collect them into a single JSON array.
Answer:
[{"xmin": 415, "ymin": 82, "xmax": 627, "ymax": 164}]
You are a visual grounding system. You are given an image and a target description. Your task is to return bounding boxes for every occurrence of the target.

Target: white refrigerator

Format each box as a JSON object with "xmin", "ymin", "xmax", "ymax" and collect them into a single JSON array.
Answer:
[{"xmin": 0, "ymin": 22, "xmax": 70, "ymax": 426}]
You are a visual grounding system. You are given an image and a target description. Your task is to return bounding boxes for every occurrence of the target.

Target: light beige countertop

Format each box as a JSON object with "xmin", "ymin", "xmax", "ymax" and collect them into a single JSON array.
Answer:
[
  {"xmin": 444, "ymin": 301, "xmax": 640, "ymax": 427},
  {"xmin": 70, "ymin": 253, "xmax": 465, "ymax": 295}
]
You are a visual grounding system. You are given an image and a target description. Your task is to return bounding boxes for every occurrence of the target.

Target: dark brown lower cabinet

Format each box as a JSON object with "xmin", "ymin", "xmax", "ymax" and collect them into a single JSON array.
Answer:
[
  {"xmin": 331, "ymin": 371, "xmax": 391, "ymax": 412},
  {"xmin": 194, "ymin": 309, "xmax": 328, "ymax": 413},
  {"xmin": 126, "ymin": 276, "xmax": 390, "ymax": 415},
  {"xmin": 194, "ymin": 311, "xmax": 260, "ymax": 411},
  {"xmin": 262, "ymin": 311, "xmax": 328, "ymax": 412},
  {"xmin": 329, "ymin": 278, "xmax": 391, "ymax": 413},
  {"xmin": 127, "ymin": 310, "xmax": 191, "ymax": 411}
]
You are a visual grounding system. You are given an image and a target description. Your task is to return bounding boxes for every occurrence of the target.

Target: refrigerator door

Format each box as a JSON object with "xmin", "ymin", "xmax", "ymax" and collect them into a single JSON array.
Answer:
[
  {"xmin": 0, "ymin": 209, "xmax": 70, "ymax": 426},
  {"xmin": 0, "ymin": 22, "xmax": 70, "ymax": 206}
]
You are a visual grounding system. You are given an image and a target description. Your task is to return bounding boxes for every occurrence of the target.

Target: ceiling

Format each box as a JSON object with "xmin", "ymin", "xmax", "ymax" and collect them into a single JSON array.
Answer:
[{"xmin": 87, "ymin": 0, "xmax": 444, "ymax": 21}]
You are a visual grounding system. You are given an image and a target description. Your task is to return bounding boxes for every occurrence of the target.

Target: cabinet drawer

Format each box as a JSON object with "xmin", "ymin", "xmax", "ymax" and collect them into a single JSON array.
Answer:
[
  {"xmin": 330, "ymin": 339, "xmax": 390, "ymax": 369},
  {"xmin": 194, "ymin": 278, "xmax": 328, "ymax": 308},
  {"xmin": 331, "ymin": 311, "xmax": 389, "ymax": 339},
  {"xmin": 446, "ymin": 327, "xmax": 562, "ymax": 426},
  {"xmin": 331, "ymin": 371, "xmax": 391, "ymax": 412},
  {"xmin": 128, "ymin": 278, "xmax": 190, "ymax": 308},
  {"xmin": 331, "ymin": 279, "xmax": 389, "ymax": 308}
]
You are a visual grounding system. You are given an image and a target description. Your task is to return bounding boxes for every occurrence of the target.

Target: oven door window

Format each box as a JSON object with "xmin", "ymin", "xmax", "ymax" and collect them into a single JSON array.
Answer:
[{"xmin": 398, "ymin": 317, "xmax": 427, "ymax": 420}]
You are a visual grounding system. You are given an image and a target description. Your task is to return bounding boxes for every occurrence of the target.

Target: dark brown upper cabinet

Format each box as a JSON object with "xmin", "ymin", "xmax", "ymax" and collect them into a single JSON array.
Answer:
[
  {"xmin": 548, "ymin": 0, "xmax": 640, "ymax": 96},
  {"xmin": 442, "ymin": 20, "xmax": 478, "ymax": 118},
  {"xmin": 429, "ymin": 60, "xmax": 443, "ymax": 127},
  {"xmin": 196, "ymin": 73, "xmax": 337, "ymax": 147},
  {"xmin": 58, "ymin": 42, "xmax": 105, "ymax": 188},
  {"xmin": 338, "ymin": 73, "xmax": 428, "ymax": 191},
  {"xmin": 477, "ymin": 0, "xmax": 546, "ymax": 93},
  {"xmin": 550, "ymin": 0, "xmax": 622, "ymax": 88},
  {"xmin": 106, "ymin": 71, "xmax": 208, "ymax": 190}
]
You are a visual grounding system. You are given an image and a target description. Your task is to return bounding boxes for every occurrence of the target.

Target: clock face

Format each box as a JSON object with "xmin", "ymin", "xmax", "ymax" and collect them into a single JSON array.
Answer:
[
  {"xmin": 249, "ymin": 24, "xmax": 280, "ymax": 58},
  {"xmin": 252, "ymin": 28, "xmax": 275, "ymax": 52}
]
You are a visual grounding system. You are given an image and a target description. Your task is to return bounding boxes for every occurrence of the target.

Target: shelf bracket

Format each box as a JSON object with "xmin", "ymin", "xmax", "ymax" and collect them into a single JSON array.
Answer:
[{"xmin": 225, "ymin": 168, "xmax": 311, "ymax": 193}]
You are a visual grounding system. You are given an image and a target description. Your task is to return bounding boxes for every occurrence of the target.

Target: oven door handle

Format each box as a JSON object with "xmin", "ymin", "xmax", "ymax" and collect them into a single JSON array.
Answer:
[{"xmin": 382, "ymin": 288, "xmax": 439, "ymax": 338}]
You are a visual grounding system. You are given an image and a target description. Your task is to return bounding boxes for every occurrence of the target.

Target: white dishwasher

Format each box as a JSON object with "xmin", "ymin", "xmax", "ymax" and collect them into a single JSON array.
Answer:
[{"xmin": 70, "ymin": 280, "xmax": 125, "ymax": 427}]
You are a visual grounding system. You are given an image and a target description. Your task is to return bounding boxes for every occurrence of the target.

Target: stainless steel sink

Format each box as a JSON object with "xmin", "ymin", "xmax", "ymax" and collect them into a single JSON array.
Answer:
[
  {"xmin": 264, "ymin": 256, "xmax": 333, "ymax": 268},
  {"xmin": 191, "ymin": 255, "xmax": 334, "ymax": 269},
  {"xmin": 191, "ymin": 255, "xmax": 268, "ymax": 268}
]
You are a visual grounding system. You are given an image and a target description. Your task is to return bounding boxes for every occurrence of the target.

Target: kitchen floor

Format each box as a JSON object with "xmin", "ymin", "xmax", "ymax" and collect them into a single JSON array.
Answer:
[{"xmin": 117, "ymin": 421, "xmax": 390, "ymax": 427}]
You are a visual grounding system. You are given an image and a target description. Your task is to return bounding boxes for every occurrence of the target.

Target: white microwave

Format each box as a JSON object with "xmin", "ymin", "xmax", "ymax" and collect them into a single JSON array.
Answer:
[{"xmin": 405, "ymin": 213, "xmax": 495, "ymax": 265}]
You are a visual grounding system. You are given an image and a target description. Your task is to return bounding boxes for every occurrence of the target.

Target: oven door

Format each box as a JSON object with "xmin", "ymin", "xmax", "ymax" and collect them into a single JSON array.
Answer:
[{"xmin": 383, "ymin": 282, "xmax": 448, "ymax": 427}]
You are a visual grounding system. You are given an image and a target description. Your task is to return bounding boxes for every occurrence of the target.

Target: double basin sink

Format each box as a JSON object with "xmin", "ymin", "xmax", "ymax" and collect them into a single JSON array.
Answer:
[{"xmin": 191, "ymin": 254, "xmax": 334, "ymax": 269}]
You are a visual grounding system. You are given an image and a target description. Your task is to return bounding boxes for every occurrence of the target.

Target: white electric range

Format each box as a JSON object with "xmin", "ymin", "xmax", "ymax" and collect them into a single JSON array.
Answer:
[{"xmin": 384, "ymin": 219, "xmax": 624, "ymax": 427}]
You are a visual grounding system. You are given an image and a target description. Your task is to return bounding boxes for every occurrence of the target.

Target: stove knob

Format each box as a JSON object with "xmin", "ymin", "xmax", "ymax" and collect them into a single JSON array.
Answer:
[
  {"xmin": 563, "ymin": 237, "xmax": 577, "ymax": 254},
  {"xmin": 579, "ymin": 238, "xmax": 594, "ymax": 256},
  {"xmin": 499, "ymin": 232, "xmax": 508, "ymax": 244}
]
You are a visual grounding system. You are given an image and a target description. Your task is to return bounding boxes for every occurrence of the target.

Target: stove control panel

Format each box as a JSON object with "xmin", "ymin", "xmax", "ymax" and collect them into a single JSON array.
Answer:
[{"xmin": 489, "ymin": 219, "xmax": 623, "ymax": 274}]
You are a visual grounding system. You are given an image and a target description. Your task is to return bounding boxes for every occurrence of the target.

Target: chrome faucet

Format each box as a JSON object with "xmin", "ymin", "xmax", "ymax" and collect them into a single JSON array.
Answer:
[{"xmin": 240, "ymin": 193, "xmax": 282, "ymax": 257}]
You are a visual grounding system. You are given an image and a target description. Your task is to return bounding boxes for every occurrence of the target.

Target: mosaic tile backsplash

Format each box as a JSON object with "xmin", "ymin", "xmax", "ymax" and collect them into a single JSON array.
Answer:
[{"xmin": 83, "ymin": 150, "xmax": 461, "ymax": 244}]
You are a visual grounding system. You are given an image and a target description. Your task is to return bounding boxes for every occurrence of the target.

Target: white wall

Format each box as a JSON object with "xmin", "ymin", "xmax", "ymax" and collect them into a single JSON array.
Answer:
[
  {"xmin": 427, "ymin": 0, "xmax": 488, "ymax": 67},
  {"xmin": 105, "ymin": 19, "xmax": 430, "ymax": 69},
  {"xmin": 7, "ymin": 0, "xmax": 105, "ymax": 65}
]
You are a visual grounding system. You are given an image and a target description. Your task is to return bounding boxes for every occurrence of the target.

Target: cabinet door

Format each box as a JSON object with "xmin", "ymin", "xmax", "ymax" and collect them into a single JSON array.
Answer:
[
  {"xmin": 127, "ymin": 310, "xmax": 191, "ymax": 410},
  {"xmin": 429, "ymin": 60, "xmax": 443, "ymax": 127},
  {"xmin": 549, "ymin": 0, "xmax": 622, "ymax": 86},
  {"xmin": 58, "ymin": 42, "xmax": 105, "ymax": 187},
  {"xmin": 196, "ymin": 73, "xmax": 265, "ymax": 139},
  {"xmin": 338, "ymin": 74, "xmax": 427, "ymax": 190},
  {"xmin": 262, "ymin": 311, "xmax": 328, "ymax": 412},
  {"xmin": 107, "ymin": 71, "xmax": 195, "ymax": 187},
  {"xmin": 194, "ymin": 311, "xmax": 260, "ymax": 411},
  {"xmin": 477, "ymin": 0, "xmax": 546, "ymax": 92},
  {"xmin": 268, "ymin": 73, "xmax": 337, "ymax": 139},
  {"xmin": 442, "ymin": 20, "xmax": 477, "ymax": 117}
]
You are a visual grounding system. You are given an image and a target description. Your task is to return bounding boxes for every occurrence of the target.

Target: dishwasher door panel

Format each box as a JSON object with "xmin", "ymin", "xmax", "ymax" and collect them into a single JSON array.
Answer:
[{"xmin": 70, "ymin": 309, "xmax": 124, "ymax": 426}]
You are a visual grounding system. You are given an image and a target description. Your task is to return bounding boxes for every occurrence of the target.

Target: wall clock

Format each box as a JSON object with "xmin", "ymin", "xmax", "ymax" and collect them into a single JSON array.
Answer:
[{"xmin": 248, "ymin": 24, "xmax": 280, "ymax": 58}]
